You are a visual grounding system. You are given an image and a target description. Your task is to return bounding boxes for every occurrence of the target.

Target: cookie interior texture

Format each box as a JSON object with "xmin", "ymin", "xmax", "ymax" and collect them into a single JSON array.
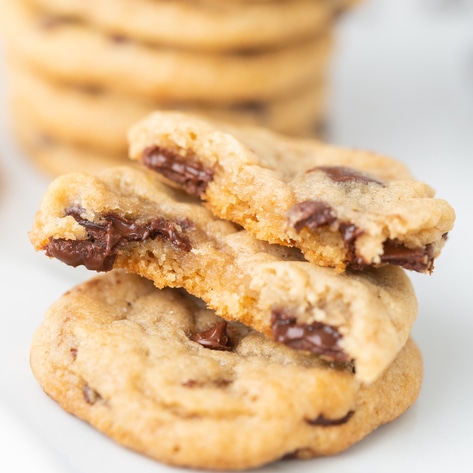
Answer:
[{"xmin": 30, "ymin": 271, "xmax": 422, "ymax": 471}]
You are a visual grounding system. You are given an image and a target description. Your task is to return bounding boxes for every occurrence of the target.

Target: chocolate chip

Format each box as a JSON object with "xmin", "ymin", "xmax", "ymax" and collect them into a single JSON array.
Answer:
[
  {"xmin": 183, "ymin": 379, "xmax": 232, "ymax": 388},
  {"xmin": 306, "ymin": 410, "xmax": 354, "ymax": 426},
  {"xmin": 190, "ymin": 321, "xmax": 232, "ymax": 351},
  {"xmin": 141, "ymin": 146, "xmax": 214, "ymax": 197},
  {"xmin": 234, "ymin": 101, "xmax": 266, "ymax": 114},
  {"xmin": 70, "ymin": 347, "xmax": 78, "ymax": 360},
  {"xmin": 311, "ymin": 166, "xmax": 384, "ymax": 186},
  {"xmin": 38, "ymin": 15, "xmax": 69, "ymax": 30},
  {"xmin": 109, "ymin": 34, "xmax": 129, "ymax": 44},
  {"xmin": 380, "ymin": 240, "xmax": 435, "ymax": 273},
  {"xmin": 287, "ymin": 200, "xmax": 336, "ymax": 234},
  {"xmin": 270, "ymin": 310, "xmax": 349, "ymax": 361},
  {"xmin": 339, "ymin": 223, "xmax": 365, "ymax": 270},
  {"xmin": 182, "ymin": 379, "xmax": 199, "ymax": 388},
  {"xmin": 82, "ymin": 384, "xmax": 102, "ymax": 405},
  {"xmin": 46, "ymin": 239, "xmax": 117, "ymax": 272},
  {"xmin": 286, "ymin": 201, "xmax": 367, "ymax": 269},
  {"xmin": 45, "ymin": 208, "xmax": 192, "ymax": 272}
]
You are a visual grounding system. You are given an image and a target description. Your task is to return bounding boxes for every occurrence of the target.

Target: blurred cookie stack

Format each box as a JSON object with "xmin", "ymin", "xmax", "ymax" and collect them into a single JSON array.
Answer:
[{"xmin": 0, "ymin": 0, "xmax": 359, "ymax": 176}]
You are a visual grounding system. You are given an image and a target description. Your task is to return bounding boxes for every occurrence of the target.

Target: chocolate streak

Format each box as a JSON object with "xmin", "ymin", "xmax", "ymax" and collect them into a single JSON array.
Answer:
[
  {"xmin": 46, "ymin": 208, "xmax": 192, "ymax": 272},
  {"xmin": 271, "ymin": 310, "xmax": 348, "ymax": 362},
  {"xmin": 314, "ymin": 165, "xmax": 384, "ymax": 186},
  {"xmin": 142, "ymin": 146, "xmax": 214, "ymax": 197}
]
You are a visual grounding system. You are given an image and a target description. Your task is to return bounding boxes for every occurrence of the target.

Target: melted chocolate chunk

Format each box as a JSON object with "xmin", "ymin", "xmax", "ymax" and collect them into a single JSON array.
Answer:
[
  {"xmin": 339, "ymin": 223, "xmax": 364, "ymax": 245},
  {"xmin": 190, "ymin": 321, "xmax": 232, "ymax": 351},
  {"xmin": 380, "ymin": 240, "xmax": 435, "ymax": 273},
  {"xmin": 287, "ymin": 200, "xmax": 336, "ymax": 233},
  {"xmin": 142, "ymin": 146, "xmax": 214, "ymax": 197},
  {"xmin": 339, "ymin": 223, "xmax": 365, "ymax": 270},
  {"xmin": 47, "ymin": 239, "xmax": 116, "ymax": 271},
  {"xmin": 344, "ymin": 235, "xmax": 434, "ymax": 273},
  {"xmin": 45, "ymin": 208, "xmax": 192, "ymax": 272},
  {"xmin": 271, "ymin": 310, "xmax": 348, "ymax": 361},
  {"xmin": 311, "ymin": 165, "xmax": 384, "ymax": 186},
  {"xmin": 286, "ymin": 201, "xmax": 367, "ymax": 270},
  {"xmin": 306, "ymin": 410, "xmax": 354, "ymax": 426}
]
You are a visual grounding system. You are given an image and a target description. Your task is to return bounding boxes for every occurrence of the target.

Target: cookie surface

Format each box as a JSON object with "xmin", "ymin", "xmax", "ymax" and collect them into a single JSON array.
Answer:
[
  {"xmin": 1, "ymin": 0, "xmax": 331, "ymax": 103},
  {"xmin": 30, "ymin": 270, "xmax": 422, "ymax": 470},
  {"xmin": 22, "ymin": 0, "xmax": 336, "ymax": 52},
  {"xmin": 30, "ymin": 166, "xmax": 418, "ymax": 383},
  {"xmin": 7, "ymin": 64, "xmax": 326, "ymax": 155},
  {"xmin": 128, "ymin": 111, "xmax": 456, "ymax": 273}
]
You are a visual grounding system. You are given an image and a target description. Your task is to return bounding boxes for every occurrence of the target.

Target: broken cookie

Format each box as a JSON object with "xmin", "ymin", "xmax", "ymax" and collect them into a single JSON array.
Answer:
[
  {"xmin": 128, "ymin": 111, "xmax": 455, "ymax": 273},
  {"xmin": 30, "ymin": 166, "xmax": 418, "ymax": 383}
]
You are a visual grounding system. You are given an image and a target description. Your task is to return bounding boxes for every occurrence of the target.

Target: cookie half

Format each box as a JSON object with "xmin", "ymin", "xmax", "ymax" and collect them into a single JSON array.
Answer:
[
  {"xmin": 30, "ymin": 270, "xmax": 423, "ymax": 471},
  {"xmin": 128, "ymin": 111, "xmax": 455, "ymax": 273},
  {"xmin": 30, "ymin": 166, "xmax": 418, "ymax": 383}
]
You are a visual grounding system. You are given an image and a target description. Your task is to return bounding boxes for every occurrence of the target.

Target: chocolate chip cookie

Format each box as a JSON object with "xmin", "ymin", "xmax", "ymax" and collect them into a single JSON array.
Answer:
[
  {"xmin": 22, "ymin": 0, "xmax": 337, "ymax": 52},
  {"xmin": 29, "ymin": 166, "xmax": 418, "ymax": 383},
  {"xmin": 128, "ymin": 111, "xmax": 456, "ymax": 273},
  {"xmin": 1, "ymin": 0, "xmax": 331, "ymax": 104},
  {"xmin": 7, "ymin": 63, "xmax": 326, "ymax": 156},
  {"xmin": 30, "ymin": 270, "xmax": 422, "ymax": 470},
  {"xmin": 10, "ymin": 109, "xmax": 127, "ymax": 176}
]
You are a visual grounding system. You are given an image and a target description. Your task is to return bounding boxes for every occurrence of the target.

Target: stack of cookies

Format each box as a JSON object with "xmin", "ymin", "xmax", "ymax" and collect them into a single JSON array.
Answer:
[
  {"xmin": 28, "ymin": 111, "xmax": 455, "ymax": 471},
  {"xmin": 0, "ymin": 0, "xmax": 359, "ymax": 176}
]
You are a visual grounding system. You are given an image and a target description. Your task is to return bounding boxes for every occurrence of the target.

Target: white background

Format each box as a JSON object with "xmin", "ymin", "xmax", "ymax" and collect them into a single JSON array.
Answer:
[{"xmin": 1, "ymin": 0, "xmax": 472, "ymax": 471}]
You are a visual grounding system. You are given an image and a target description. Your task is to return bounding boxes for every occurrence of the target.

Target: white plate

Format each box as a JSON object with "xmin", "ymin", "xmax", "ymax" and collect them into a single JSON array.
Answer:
[{"xmin": 1, "ymin": 0, "xmax": 473, "ymax": 471}]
